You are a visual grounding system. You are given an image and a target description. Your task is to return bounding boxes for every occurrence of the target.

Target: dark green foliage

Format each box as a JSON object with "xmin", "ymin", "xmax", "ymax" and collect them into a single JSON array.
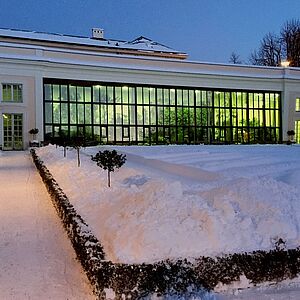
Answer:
[
  {"xmin": 287, "ymin": 130, "xmax": 295, "ymax": 136},
  {"xmin": 29, "ymin": 128, "xmax": 39, "ymax": 140},
  {"xmin": 28, "ymin": 128, "xmax": 39, "ymax": 135},
  {"xmin": 91, "ymin": 150, "xmax": 126, "ymax": 187}
]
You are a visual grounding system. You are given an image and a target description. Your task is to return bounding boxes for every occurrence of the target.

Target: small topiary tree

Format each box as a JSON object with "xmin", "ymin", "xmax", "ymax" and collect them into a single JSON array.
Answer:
[
  {"xmin": 70, "ymin": 136, "xmax": 85, "ymax": 167},
  {"xmin": 91, "ymin": 150, "xmax": 126, "ymax": 187}
]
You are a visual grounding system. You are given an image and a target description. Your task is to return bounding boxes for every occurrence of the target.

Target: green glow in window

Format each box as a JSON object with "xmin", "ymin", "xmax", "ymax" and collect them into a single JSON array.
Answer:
[{"xmin": 296, "ymin": 98, "xmax": 300, "ymax": 111}]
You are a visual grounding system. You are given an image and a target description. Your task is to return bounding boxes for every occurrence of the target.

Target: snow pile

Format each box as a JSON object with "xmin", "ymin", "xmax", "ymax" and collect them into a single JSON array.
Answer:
[{"xmin": 36, "ymin": 144, "xmax": 300, "ymax": 264}]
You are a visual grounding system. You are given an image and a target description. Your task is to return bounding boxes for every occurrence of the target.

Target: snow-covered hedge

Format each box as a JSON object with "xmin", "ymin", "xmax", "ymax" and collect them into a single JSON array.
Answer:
[{"xmin": 31, "ymin": 149, "xmax": 300, "ymax": 299}]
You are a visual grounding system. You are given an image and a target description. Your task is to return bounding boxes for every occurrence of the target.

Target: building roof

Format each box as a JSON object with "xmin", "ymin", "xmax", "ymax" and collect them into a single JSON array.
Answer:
[{"xmin": 0, "ymin": 28, "xmax": 187, "ymax": 60}]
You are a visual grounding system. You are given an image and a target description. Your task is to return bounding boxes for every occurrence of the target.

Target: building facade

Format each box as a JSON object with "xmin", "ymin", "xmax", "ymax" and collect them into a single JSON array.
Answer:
[{"xmin": 0, "ymin": 28, "xmax": 300, "ymax": 150}]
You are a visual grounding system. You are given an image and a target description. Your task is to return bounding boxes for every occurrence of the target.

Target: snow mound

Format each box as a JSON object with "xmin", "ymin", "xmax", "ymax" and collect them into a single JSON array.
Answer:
[{"xmin": 37, "ymin": 145, "xmax": 300, "ymax": 263}]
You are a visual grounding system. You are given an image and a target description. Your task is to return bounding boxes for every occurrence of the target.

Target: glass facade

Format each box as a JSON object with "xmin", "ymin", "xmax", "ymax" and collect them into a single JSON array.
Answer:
[{"xmin": 43, "ymin": 79, "xmax": 282, "ymax": 144}]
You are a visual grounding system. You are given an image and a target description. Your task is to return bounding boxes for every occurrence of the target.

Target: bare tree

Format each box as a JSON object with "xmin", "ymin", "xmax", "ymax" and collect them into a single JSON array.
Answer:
[
  {"xmin": 250, "ymin": 19, "xmax": 300, "ymax": 67},
  {"xmin": 229, "ymin": 52, "xmax": 242, "ymax": 64},
  {"xmin": 249, "ymin": 33, "xmax": 282, "ymax": 66},
  {"xmin": 280, "ymin": 19, "xmax": 300, "ymax": 67}
]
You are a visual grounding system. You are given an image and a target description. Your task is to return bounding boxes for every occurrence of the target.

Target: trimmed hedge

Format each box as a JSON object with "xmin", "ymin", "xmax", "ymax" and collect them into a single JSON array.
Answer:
[{"xmin": 31, "ymin": 149, "xmax": 300, "ymax": 299}]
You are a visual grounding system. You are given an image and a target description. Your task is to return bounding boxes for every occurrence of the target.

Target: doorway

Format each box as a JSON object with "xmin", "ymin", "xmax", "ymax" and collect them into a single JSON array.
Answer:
[{"xmin": 2, "ymin": 113, "xmax": 23, "ymax": 150}]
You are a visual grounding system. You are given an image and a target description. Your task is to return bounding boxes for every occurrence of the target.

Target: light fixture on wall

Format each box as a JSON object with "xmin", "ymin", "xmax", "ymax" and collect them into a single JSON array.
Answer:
[{"xmin": 281, "ymin": 60, "xmax": 290, "ymax": 67}]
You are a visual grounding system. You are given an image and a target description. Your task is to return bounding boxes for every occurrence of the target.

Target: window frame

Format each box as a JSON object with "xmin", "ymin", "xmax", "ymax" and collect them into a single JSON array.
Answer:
[{"xmin": 2, "ymin": 83, "xmax": 23, "ymax": 103}]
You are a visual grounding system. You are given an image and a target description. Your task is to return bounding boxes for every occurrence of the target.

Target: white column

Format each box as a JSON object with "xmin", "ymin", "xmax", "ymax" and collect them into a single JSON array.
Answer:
[{"xmin": 34, "ymin": 73, "xmax": 44, "ymax": 141}]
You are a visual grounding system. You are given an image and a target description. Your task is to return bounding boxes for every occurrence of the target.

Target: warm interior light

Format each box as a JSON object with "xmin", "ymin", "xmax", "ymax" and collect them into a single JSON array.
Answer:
[
  {"xmin": 3, "ymin": 114, "xmax": 7, "ymax": 119},
  {"xmin": 281, "ymin": 60, "xmax": 290, "ymax": 67}
]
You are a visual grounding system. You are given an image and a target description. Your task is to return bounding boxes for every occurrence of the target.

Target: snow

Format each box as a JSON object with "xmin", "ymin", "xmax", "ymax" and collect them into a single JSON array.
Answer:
[
  {"xmin": 2, "ymin": 145, "xmax": 300, "ymax": 299},
  {"xmin": 0, "ymin": 151, "xmax": 93, "ymax": 299},
  {"xmin": 0, "ymin": 27, "xmax": 184, "ymax": 54},
  {"xmin": 36, "ymin": 144, "xmax": 300, "ymax": 266}
]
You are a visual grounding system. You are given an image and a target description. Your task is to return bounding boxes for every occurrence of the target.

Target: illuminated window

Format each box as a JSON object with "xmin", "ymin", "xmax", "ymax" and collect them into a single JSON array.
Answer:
[
  {"xmin": 295, "ymin": 121, "xmax": 300, "ymax": 143},
  {"xmin": 43, "ymin": 80, "xmax": 281, "ymax": 145},
  {"xmin": 296, "ymin": 98, "xmax": 300, "ymax": 111},
  {"xmin": 2, "ymin": 84, "xmax": 22, "ymax": 102}
]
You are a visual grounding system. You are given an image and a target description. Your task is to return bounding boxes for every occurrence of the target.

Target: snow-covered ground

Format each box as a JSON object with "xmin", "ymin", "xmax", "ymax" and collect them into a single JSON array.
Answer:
[
  {"xmin": 37, "ymin": 144, "xmax": 300, "ymax": 266},
  {"xmin": 0, "ymin": 151, "xmax": 94, "ymax": 299},
  {"xmin": 3, "ymin": 145, "xmax": 300, "ymax": 299}
]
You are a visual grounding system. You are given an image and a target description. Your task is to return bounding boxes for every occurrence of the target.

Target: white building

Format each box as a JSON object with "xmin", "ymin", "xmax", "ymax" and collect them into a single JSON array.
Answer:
[{"xmin": 0, "ymin": 27, "xmax": 300, "ymax": 150}]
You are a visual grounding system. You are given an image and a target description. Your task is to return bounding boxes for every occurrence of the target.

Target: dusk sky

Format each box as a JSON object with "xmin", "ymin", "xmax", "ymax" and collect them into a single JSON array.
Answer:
[{"xmin": 1, "ymin": 0, "xmax": 300, "ymax": 63}]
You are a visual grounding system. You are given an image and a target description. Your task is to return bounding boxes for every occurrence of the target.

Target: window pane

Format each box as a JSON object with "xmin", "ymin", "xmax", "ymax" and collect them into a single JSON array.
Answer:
[
  {"xmin": 163, "ymin": 89, "xmax": 169, "ymax": 106},
  {"xmin": 85, "ymin": 87, "xmax": 91, "ymax": 102},
  {"xmin": 123, "ymin": 105, "xmax": 129, "ymax": 125},
  {"xmin": 70, "ymin": 104, "xmax": 77, "ymax": 124},
  {"xmin": 44, "ymin": 84, "xmax": 52, "ymax": 100},
  {"xmin": 93, "ymin": 104, "xmax": 100, "ymax": 124},
  {"xmin": 108, "ymin": 105, "xmax": 114, "ymax": 124},
  {"xmin": 116, "ymin": 105, "xmax": 122, "ymax": 124},
  {"xmin": 143, "ymin": 87, "xmax": 150, "ymax": 104},
  {"xmin": 45, "ymin": 103, "xmax": 52, "ymax": 123},
  {"xmin": 101, "ymin": 105, "xmax": 107, "ymax": 123},
  {"xmin": 144, "ymin": 106, "xmax": 150, "ymax": 125},
  {"xmin": 77, "ymin": 104, "xmax": 84, "ymax": 123},
  {"xmin": 61, "ymin": 85, "xmax": 68, "ymax": 101},
  {"xmin": 177, "ymin": 90, "xmax": 182, "ymax": 106},
  {"xmin": 69, "ymin": 86, "xmax": 76, "ymax": 101},
  {"xmin": 129, "ymin": 105, "xmax": 136, "ymax": 124},
  {"xmin": 77, "ymin": 87, "xmax": 84, "ymax": 102},
  {"xmin": 129, "ymin": 87, "xmax": 135, "ymax": 104},
  {"xmin": 93, "ymin": 86, "xmax": 100, "ymax": 102},
  {"xmin": 150, "ymin": 88, "xmax": 156, "ymax": 104},
  {"xmin": 61, "ymin": 103, "xmax": 68, "ymax": 123},
  {"xmin": 296, "ymin": 98, "xmax": 300, "ymax": 111},
  {"xmin": 122, "ymin": 86, "xmax": 129, "ymax": 103},
  {"xmin": 85, "ymin": 105, "xmax": 92, "ymax": 124},
  {"xmin": 116, "ymin": 127, "xmax": 122, "ymax": 141},
  {"xmin": 157, "ymin": 89, "xmax": 163, "ymax": 105},
  {"xmin": 53, "ymin": 85, "xmax": 60, "ymax": 101},
  {"xmin": 100, "ymin": 86, "xmax": 107, "ymax": 103},
  {"xmin": 150, "ymin": 106, "xmax": 156, "ymax": 125},
  {"xmin": 53, "ymin": 103, "xmax": 60, "ymax": 123},
  {"xmin": 3, "ymin": 84, "xmax": 11, "ymax": 101},
  {"xmin": 137, "ymin": 87, "xmax": 143, "ymax": 104},
  {"xmin": 14, "ymin": 85, "xmax": 22, "ymax": 102},
  {"xmin": 115, "ymin": 87, "xmax": 121, "ymax": 103},
  {"xmin": 107, "ymin": 87, "xmax": 114, "ymax": 103},
  {"xmin": 137, "ymin": 106, "xmax": 143, "ymax": 125},
  {"xmin": 183, "ymin": 90, "xmax": 189, "ymax": 106},
  {"xmin": 170, "ymin": 89, "xmax": 176, "ymax": 105}
]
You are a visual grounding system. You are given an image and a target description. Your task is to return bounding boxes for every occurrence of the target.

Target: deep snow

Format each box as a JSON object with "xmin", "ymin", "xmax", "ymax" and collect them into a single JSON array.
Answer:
[{"xmin": 37, "ymin": 144, "xmax": 300, "ymax": 265}]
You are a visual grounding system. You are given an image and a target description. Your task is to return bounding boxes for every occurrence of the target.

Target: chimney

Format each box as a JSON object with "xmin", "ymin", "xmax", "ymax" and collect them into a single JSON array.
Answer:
[{"xmin": 92, "ymin": 28, "xmax": 104, "ymax": 39}]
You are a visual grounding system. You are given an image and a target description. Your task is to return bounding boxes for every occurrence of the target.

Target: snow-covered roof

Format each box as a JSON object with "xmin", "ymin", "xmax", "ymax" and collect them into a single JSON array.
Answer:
[{"xmin": 0, "ymin": 28, "xmax": 187, "ymax": 59}]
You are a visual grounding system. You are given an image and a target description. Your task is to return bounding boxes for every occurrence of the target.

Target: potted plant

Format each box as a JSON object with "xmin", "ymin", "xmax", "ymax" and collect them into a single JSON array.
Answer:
[
  {"xmin": 287, "ymin": 130, "xmax": 295, "ymax": 144},
  {"xmin": 29, "ymin": 128, "xmax": 39, "ymax": 147}
]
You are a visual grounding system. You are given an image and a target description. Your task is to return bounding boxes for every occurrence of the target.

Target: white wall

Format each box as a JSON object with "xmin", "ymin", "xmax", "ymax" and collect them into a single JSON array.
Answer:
[{"xmin": 1, "ymin": 41, "xmax": 300, "ymax": 147}]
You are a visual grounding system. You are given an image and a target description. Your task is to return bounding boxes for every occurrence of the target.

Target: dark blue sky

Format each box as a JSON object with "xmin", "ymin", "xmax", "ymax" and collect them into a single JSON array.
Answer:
[{"xmin": 1, "ymin": 0, "xmax": 300, "ymax": 63}]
